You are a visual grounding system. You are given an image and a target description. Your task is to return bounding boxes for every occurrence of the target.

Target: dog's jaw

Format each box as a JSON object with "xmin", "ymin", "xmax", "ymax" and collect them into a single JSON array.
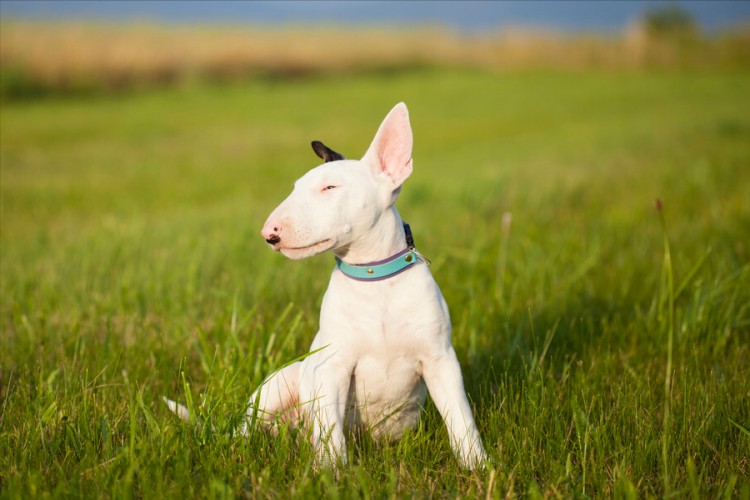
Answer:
[{"xmin": 275, "ymin": 239, "xmax": 335, "ymax": 260}]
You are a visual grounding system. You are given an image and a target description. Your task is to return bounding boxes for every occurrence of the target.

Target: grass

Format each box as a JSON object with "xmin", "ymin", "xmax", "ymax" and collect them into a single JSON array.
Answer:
[
  {"xmin": 1, "ymin": 68, "xmax": 749, "ymax": 497},
  {"xmin": 2, "ymin": 20, "xmax": 749, "ymax": 99}
]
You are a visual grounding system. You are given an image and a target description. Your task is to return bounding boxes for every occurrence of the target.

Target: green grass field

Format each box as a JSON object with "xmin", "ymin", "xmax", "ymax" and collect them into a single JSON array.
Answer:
[{"xmin": 1, "ymin": 69, "xmax": 749, "ymax": 498}]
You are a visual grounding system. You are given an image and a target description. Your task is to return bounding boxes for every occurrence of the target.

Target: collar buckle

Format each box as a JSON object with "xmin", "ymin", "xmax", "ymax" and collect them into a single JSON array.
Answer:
[{"xmin": 335, "ymin": 222, "xmax": 429, "ymax": 282}]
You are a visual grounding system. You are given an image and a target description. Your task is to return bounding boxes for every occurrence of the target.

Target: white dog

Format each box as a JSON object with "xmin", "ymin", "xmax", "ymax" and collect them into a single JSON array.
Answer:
[{"xmin": 167, "ymin": 103, "xmax": 487, "ymax": 469}]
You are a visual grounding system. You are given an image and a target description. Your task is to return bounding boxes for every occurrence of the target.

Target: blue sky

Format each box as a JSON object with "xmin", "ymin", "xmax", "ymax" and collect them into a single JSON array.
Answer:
[{"xmin": 1, "ymin": 1, "xmax": 749, "ymax": 33}]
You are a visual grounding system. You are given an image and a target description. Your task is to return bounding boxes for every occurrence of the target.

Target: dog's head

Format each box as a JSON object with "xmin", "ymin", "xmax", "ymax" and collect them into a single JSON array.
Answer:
[{"xmin": 261, "ymin": 102, "xmax": 413, "ymax": 260}]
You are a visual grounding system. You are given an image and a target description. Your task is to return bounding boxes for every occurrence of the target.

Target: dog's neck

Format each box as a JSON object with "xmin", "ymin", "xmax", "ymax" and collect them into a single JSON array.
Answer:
[{"xmin": 334, "ymin": 206, "xmax": 407, "ymax": 265}]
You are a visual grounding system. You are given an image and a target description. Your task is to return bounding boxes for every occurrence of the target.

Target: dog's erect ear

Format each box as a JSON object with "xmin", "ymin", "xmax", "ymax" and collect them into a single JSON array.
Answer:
[
  {"xmin": 362, "ymin": 102, "xmax": 413, "ymax": 188},
  {"xmin": 311, "ymin": 141, "xmax": 345, "ymax": 163}
]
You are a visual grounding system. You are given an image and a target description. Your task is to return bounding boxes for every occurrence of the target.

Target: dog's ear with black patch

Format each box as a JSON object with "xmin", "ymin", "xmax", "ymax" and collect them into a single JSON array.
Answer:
[{"xmin": 311, "ymin": 141, "xmax": 345, "ymax": 163}]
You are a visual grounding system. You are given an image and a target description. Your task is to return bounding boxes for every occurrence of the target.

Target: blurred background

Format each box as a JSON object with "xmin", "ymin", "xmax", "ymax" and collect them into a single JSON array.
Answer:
[{"xmin": 1, "ymin": 0, "xmax": 749, "ymax": 98}]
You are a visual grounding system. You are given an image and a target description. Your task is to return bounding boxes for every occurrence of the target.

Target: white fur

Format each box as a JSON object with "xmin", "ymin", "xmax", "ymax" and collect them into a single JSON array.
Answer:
[
  {"xmin": 257, "ymin": 103, "xmax": 487, "ymax": 468},
  {"xmin": 168, "ymin": 103, "xmax": 487, "ymax": 469}
]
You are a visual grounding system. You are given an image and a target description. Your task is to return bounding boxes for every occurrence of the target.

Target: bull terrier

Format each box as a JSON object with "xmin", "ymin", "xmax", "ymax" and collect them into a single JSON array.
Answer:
[{"xmin": 167, "ymin": 102, "xmax": 487, "ymax": 469}]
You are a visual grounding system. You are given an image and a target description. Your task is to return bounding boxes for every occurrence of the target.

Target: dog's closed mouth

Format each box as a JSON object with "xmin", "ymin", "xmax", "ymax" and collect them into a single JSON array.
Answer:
[{"xmin": 278, "ymin": 239, "xmax": 333, "ymax": 252}]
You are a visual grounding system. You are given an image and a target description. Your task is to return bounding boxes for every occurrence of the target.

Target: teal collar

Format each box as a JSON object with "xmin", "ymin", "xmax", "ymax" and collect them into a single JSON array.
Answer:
[{"xmin": 334, "ymin": 223, "xmax": 428, "ymax": 282}]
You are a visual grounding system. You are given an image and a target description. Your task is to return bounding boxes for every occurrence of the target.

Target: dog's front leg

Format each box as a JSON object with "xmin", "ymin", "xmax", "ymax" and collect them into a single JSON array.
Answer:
[
  {"xmin": 299, "ymin": 360, "xmax": 352, "ymax": 468},
  {"xmin": 422, "ymin": 347, "xmax": 488, "ymax": 469}
]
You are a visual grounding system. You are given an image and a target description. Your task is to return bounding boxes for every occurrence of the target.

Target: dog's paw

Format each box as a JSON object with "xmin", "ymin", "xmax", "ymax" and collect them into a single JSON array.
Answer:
[{"xmin": 461, "ymin": 449, "xmax": 495, "ymax": 471}]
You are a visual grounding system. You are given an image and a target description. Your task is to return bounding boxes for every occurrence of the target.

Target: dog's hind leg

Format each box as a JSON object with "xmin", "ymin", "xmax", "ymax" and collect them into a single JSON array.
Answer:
[{"xmin": 239, "ymin": 361, "xmax": 302, "ymax": 436}]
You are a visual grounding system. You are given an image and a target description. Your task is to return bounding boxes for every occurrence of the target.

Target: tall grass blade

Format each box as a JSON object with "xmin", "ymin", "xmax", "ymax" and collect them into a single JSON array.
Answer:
[{"xmin": 655, "ymin": 198, "xmax": 675, "ymax": 493}]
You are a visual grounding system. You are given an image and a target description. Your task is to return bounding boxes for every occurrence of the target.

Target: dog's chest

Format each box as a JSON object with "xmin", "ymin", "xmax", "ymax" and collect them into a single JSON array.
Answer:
[
  {"xmin": 320, "ymin": 265, "xmax": 450, "ymax": 348},
  {"xmin": 318, "ymin": 265, "xmax": 450, "ymax": 436},
  {"xmin": 347, "ymin": 353, "xmax": 426, "ymax": 438}
]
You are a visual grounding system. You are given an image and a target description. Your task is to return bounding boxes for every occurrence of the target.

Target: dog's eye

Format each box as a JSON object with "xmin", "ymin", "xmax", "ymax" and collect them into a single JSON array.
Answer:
[{"xmin": 322, "ymin": 185, "xmax": 337, "ymax": 191}]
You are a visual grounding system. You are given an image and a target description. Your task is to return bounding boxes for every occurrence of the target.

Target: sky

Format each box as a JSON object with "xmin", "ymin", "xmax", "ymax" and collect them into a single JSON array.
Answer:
[{"xmin": 2, "ymin": 0, "xmax": 749, "ymax": 33}]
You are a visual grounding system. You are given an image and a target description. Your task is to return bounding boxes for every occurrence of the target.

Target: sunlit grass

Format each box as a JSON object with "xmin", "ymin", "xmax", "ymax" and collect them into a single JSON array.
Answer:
[
  {"xmin": 1, "ymin": 20, "xmax": 749, "ymax": 98},
  {"xmin": 1, "ymin": 69, "xmax": 749, "ymax": 497}
]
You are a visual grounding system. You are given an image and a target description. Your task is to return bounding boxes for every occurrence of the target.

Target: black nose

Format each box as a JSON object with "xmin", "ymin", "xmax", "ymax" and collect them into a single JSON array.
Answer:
[{"xmin": 266, "ymin": 235, "xmax": 281, "ymax": 245}]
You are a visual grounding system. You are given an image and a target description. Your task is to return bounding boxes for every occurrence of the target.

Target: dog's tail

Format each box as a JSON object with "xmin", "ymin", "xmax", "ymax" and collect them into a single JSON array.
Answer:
[
  {"xmin": 163, "ymin": 396, "xmax": 241, "ymax": 435},
  {"xmin": 163, "ymin": 396, "xmax": 191, "ymax": 421}
]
